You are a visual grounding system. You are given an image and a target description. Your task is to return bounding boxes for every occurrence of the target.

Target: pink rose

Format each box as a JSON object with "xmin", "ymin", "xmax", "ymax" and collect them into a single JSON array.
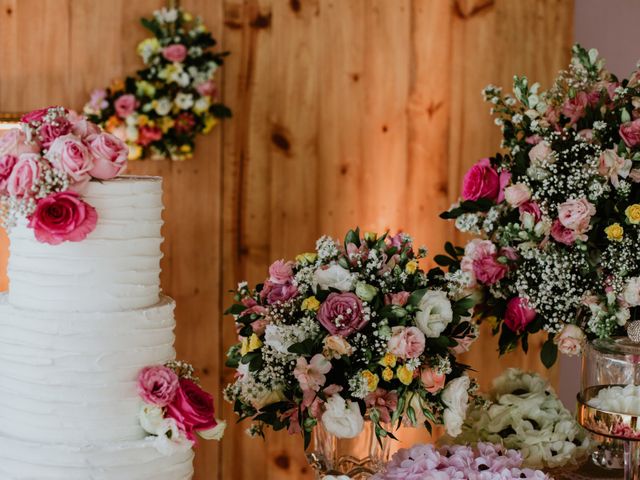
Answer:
[
  {"xmin": 162, "ymin": 44, "xmax": 188, "ymax": 63},
  {"xmin": 561, "ymin": 91, "xmax": 590, "ymax": 124},
  {"xmin": 0, "ymin": 129, "xmax": 39, "ymax": 157},
  {"xmin": 599, "ymin": 149, "xmax": 631, "ymax": 188},
  {"xmin": 260, "ymin": 280, "xmax": 298, "ymax": 305},
  {"xmin": 504, "ymin": 297, "xmax": 536, "ymax": 334},
  {"xmin": 472, "ymin": 253, "xmax": 508, "ymax": 285},
  {"xmin": 554, "ymin": 323, "xmax": 585, "ymax": 356},
  {"xmin": 504, "ymin": 183, "xmax": 531, "ymax": 207},
  {"xmin": 114, "ymin": 94, "xmax": 138, "ymax": 119},
  {"xmin": 86, "ymin": 133, "xmax": 128, "ymax": 179},
  {"xmin": 196, "ymin": 80, "xmax": 217, "ymax": 98},
  {"xmin": 28, "ymin": 191, "xmax": 98, "ymax": 244},
  {"xmin": 138, "ymin": 125, "xmax": 163, "ymax": 146},
  {"xmin": 384, "ymin": 291, "xmax": 410, "ymax": 306},
  {"xmin": 38, "ymin": 118, "xmax": 72, "ymax": 148},
  {"xmin": 420, "ymin": 368, "xmax": 446, "ymax": 394},
  {"xmin": 557, "ymin": 198, "xmax": 595, "ymax": 234},
  {"xmin": 519, "ymin": 201, "xmax": 542, "ymax": 222},
  {"xmin": 46, "ymin": 134, "xmax": 93, "ymax": 186},
  {"xmin": 497, "ymin": 169, "xmax": 511, "ymax": 203},
  {"xmin": 137, "ymin": 365, "xmax": 179, "ymax": 407},
  {"xmin": 620, "ymin": 119, "xmax": 640, "ymax": 148},
  {"xmin": 528, "ymin": 140, "xmax": 552, "ymax": 165},
  {"xmin": 268, "ymin": 259, "xmax": 294, "ymax": 284},
  {"xmin": 317, "ymin": 292, "xmax": 367, "ymax": 337},
  {"xmin": 7, "ymin": 153, "xmax": 41, "ymax": 197},
  {"xmin": 365, "ymin": 388, "xmax": 398, "ymax": 423},
  {"xmin": 166, "ymin": 378, "xmax": 217, "ymax": 441},
  {"xmin": 461, "ymin": 158, "xmax": 500, "ymax": 201},
  {"xmin": 388, "ymin": 326, "xmax": 426, "ymax": 359},
  {"xmin": 550, "ymin": 220, "xmax": 576, "ymax": 245},
  {"xmin": 20, "ymin": 107, "xmax": 50, "ymax": 124},
  {"xmin": 0, "ymin": 154, "xmax": 17, "ymax": 193}
]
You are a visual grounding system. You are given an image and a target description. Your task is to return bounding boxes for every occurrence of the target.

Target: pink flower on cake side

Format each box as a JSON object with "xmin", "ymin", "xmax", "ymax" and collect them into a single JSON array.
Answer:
[
  {"xmin": 0, "ymin": 154, "xmax": 18, "ymax": 193},
  {"xmin": 28, "ymin": 191, "xmax": 97, "ymax": 245},
  {"xmin": 162, "ymin": 44, "xmax": 188, "ymax": 63},
  {"xmin": 504, "ymin": 297, "xmax": 536, "ymax": 334},
  {"xmin": 137, "ymin": 365, "xmax": 180, "ymax": 407},
  {"xmin": 45, "ymin": 134, "xmax": 94, "ymax": 186},
  {"xmin": 7, "ymin": 153, "xmax": 41, "ymax": 197},
  {"xmin": 0, "ymin": 129, "xmax": 40, "ymax": 157},
  {"xmin": 317, "ymin": 292, "xmax": 367, "ymax": 336},
  {"xmin": 461, "ymin": 158, "xmax": 500, "ymax": 201},
  {"xmin": 114, "ymin": 94, "xmax": 138, "ymax": 119},
  {"xmin": 87, "ymin": 133, "xmax": 128, "ymax": 179},
  {"xmin": 166, "ymin": 378, "xmax": 217, "ymax": 441}
]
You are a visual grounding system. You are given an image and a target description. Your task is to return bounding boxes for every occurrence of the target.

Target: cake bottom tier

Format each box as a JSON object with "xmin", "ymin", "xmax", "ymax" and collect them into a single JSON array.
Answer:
[{"xmin": 0, "ymin": 435, "xmax": 193, "ymax": 480}]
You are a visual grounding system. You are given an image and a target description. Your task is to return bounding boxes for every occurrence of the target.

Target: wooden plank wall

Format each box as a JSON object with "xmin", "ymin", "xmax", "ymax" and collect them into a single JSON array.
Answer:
[{"xmin": 0, "ymin": 0, "xmax": 574, "ymax": 478}]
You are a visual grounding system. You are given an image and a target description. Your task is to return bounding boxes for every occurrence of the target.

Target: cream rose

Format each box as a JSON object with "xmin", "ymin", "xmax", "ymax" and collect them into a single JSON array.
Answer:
[
  {"xmin": 313, "ymin": 263, "xmax": 356, "ymax": 292},
  {"xmin": 323, "ymin": 335, "xmax": 353, "ymax": 359},
  {"xmin": 554, "ymin": 324, "xmax": 585, "ymax": 356},
  {"xmin": 321, "ymin": 394, "xmax": 364, "ymax": 439},
  {"xmin": 504, "ymin": 183, "xmax": 531, "ymax": 207},
  {"xmin": 415, "ymin": 290, "xmax": 453, "ymax": 338},
  {"xmin": 442, "ymin": 375, "xmax": 470, "ymax": 437},
  {"xmin": 624, "ymin": 277, "xmax": 640, "ymax": 306}
]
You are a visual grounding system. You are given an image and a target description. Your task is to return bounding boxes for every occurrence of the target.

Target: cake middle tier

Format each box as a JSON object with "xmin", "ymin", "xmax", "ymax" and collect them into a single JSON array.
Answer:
[{"xmin": 0, "ymin": 294, "xmax": 176, "ymax": 445}]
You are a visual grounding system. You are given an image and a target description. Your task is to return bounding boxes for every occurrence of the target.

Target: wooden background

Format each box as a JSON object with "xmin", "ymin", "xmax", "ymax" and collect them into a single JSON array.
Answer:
[{"xmin": 0, "ymin": 0, "xmax": 574, "ymax": 478}]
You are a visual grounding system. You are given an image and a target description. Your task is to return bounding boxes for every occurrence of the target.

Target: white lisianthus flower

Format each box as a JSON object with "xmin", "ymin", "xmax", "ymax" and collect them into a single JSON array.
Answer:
[
  {"xmin": 442, "ymin": 375, "xmax": 470, "ymax": 437},
  {"xmin": 175, "ymin": 92, "xmax": 194, "ymax": 110},
  {"xmin": 198, "ymin": 420, "xmax": 227, "ymax": 440},
  {"xmin": 152, "ymin": 418, "xmax": 194, "ymax": 455},
  {"xmin": 415, "ymin": 290, "xmax": 453, "ymax": 338},
  {"xmin": 155, "ymin": 98, "xmax": 173, "ymax": 116},
  {"xmin": 139, "ymin": 404, "xmax": 166, "ymax": 435},
  {"xmin": 322, "ymin": 394, "xmax": 364, "ymax": 439},
  {"xmin": 313, "ymin": 263, "xmax": 357, "ymax": 292},
  {"xmin": 624, "ymin": 277, "xmax": 640, "ymax": 306}
]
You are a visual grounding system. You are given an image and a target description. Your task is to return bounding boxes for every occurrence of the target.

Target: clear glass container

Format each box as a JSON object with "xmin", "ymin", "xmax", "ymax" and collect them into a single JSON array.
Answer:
[{"xmin": 578, "ymin": 337, "xmax": 640, "ymax": 479}]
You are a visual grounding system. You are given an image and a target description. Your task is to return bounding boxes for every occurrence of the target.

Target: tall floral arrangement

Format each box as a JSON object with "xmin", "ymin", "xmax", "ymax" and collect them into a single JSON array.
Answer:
[
  {"xmin": 442, "ymin": 45, "xmax": 640, "ymax": 366},
  {"xmin": 84, "ymin": 7, "xmax": 231, "ymax": 161},
  {"xmin": 0, "ymin": 106, "xmax": 127, "ymax": 244},
  {"xmin": 224, "ymin": 229, "xmax": 477, "ymax": 446}
]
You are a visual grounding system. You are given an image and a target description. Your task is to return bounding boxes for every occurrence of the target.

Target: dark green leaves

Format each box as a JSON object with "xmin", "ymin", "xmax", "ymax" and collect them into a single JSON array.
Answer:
[
  {"xmin": 540, "ymin": 337, "xmax": 558, "ymax": 369},
  {"xmin": 440, "ymin": 198, "xmax": 494, "ymax": 220}
]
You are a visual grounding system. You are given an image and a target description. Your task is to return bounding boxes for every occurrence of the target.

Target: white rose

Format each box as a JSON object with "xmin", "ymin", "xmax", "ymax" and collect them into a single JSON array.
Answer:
[
  {"xmin": 415, "ymin": 290, "xmax": 453, "ymax": 338},
  {"xmin": 139, "ymin": 404, "xmax": 166, "ymax": 435},
  {"xmin": 504, "ymin": 183, "xmax": 531, "ymax": 207},
  {"xmin": 442, "ymin": 376, "xmax": 470, "ymax": 437},
  {"xmin": 624, "ymin": 277, "xmax": 640, "ymax": 306},
  {"xmin": 194, "ymin": 96, "xmax": 211, "ymax": 114},
  {"xmin": 321, "ymin": 394, "xmax": 364, "ymax": 439},
  {"xmin": 152, "ymin": 418, "xmax": 194, "ymax": 455},
  {"xmin": 264, "ymin": 324, "xmax": 291, "ymax": 354},
  {"xmin": 198, "ymin": 420, "xmax": 226, "ymax": 440},
  {"xmin": 313, "ymin": 264, "xmax": 356, "ymax": 292},
  {"xmin": 554, "ymin": 324, "xmax": 585, "ymax": 356},
  {"xmin": 155, "ymin": 98, "xmax": 172, "ymax": 116}
]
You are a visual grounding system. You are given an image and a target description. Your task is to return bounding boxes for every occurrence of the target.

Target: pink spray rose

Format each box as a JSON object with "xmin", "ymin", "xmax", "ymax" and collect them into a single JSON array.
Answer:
[
  {"xmin": 268, "ymin": 259, "xmax": 294, "ymax": 284},
  {"xmin": 260, "ymin": 280, "xmax": 298, "ymax": 304},
  {"xmin": 38, "ymin": 117, "xmax": 72, "ymax": 148},
  {"xmin": 472, "ymin": 253, "xmax": 508, "ymax": 285},
  {"xmin": 557, "ymin": 198, "xmax": 596, "ymax": 234},
  {"xmin": 384, "ymin": 291, "xmax": 411, "ymax": 306},
  {"xmin": 114, "ymin": 94, "xmax": 138, "ymax": 119},
  {"xmin": 0, "ymin": 129, "xmax": 39, "ymax": 157},
  {"xmin": 461, "ymin": 158, "xmax": 500, "ymax": 201},
  {"xmin": 550, "ymin": 220, "xmax": 577, "ymax": 245},
  {"xmin": 196, "ymin": 80, "xmax": 217, "ymax": 98},
  {"xmin": 504, "ymin": 297, "xmax": 536, "ymax": 334},
  {"xmin": 620, "ymin": 119, "xmax": 640, "ymax": 148},
  {"xmin": 137, "ymin": 365, "xmax": 180, "ymax": 407},
  {"xmin": 7, "ymin": 153, "xmax": 41, "ymax": 197},
  {"xmin": 365, "ymin": 389, "xmax": 398, "ymax": 423},
  {"xmin": 388, "ymin": 326, "xmax": 426, "ymax": 359},
  {"xmin": 86, "ymin": 133, "xmax": 128, "ymax": 179},
  {"xmin": 503, "ymin": 183, "xmax": 531, "ymax": 207},
  {"xmin": 420, "ymin": 368, "xmax": 446, "ymax": 394},
  {"xmin": 162, "ymin": 44, "xmax": 188, "ymax": 63},
  {"xmin": 317, "ymin": 292, "xmax": 367, "ymax": 337},
  {"xmin": 166, "ymin": 378, "xmax": 217, "ymax": 441},
  {"xmin": 0, "ymin": 154, "xmax": 17, "ymax": 193},
  {"xmin": 294, "ymin": 354, "xmax": 332, "ymax": 392},
  {"xmin": 45, "ymin": 134, "xmax": 93, "ymax": 185},
  {"xmin": 518, "ymin": 201, "xmax": 542, "ymax": 223},
  {"xmin": 28, "ymin": 191, "xmax": 98, "ymax": 245}
]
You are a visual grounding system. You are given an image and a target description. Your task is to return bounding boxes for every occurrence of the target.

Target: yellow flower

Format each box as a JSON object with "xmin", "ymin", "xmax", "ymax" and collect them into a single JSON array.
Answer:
[
  {"xmin": 295, "ymin": 252, "xmax": 318, "ymax": 264},
  {"xmin": 379, "ymin": 352, "xmax": 397, "ymax": 368},
  {"xmin": 180, "ymin": 144, "xmax": 192, "ymax": 153},
  {"xmin": 397, "ymin": 365, "xmax": 413, "ymax": 385},
  {"xmin": 105, "ymin": 115, "xmax": 122, "ymax": 132},
  {"xmin": 110, "ymin": 79, "xmax": 125, "ymax": 92},
  {"xmin": 626, "ymin": 204, "xmax": 640, "ymax": 224},
  {"xmin": 405, "ymin": 260, "xmax": 419, "ymax": 274},
  {"xmin": 159, "ymin": 116, "xmax": 175, "ymax": 133},
  {"xmin": 137, "ymin": 114, "xmax": 149, "ymax": 127},
  {"xmin": 137, "ymin": 38, "xmax": 160, "ymax": 57},
  {"xmin": 362, "ymin": 371, "xmax": 379, "ymax": 392},
  {"xmin": 248, "ymin": 333, "xmax": 262, "ymax": 351},
  {"xmin": 203, "ymin": 115, "xmax": 218, "ymax": 134},
  {"xmin": 136, "ymin": 80, "xmax": 156, "ymax": 98},
  {"xmin": 605, "ymin": 223, "xmax": 624, "ymax": 241},
  {"xmin": 240, "ymin": 338, "xmax": 250, "ymax": 356},
  {"xmin": 127, "ymin": 144, "xmax": 143, "ymax": 161},
  {"xmin": 485, "ymin": 315, "xmax": 499, "ymax": 329},
  {"xmin": 302, "ymin": 296, "xmax": 321, "ymax": 311},
  {"xmin": 382, "ymin": 367, "xmax": 394, "ymax": 382},
  {"xmin": 183, "ymin": 12, "xmax": 193, "ymax": 21}
]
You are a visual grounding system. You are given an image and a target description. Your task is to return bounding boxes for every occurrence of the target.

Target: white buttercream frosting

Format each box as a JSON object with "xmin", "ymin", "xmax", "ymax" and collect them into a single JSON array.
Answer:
[{"xmin": 7, "ymin": 176, "xmax": 164, "ymax": 312}]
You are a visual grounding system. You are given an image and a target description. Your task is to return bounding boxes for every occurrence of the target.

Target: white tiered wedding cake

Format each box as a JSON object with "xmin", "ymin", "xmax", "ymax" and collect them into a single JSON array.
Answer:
[{"xmin": 0, "ymin": 177, "xmax": 194, "ymax": 479}]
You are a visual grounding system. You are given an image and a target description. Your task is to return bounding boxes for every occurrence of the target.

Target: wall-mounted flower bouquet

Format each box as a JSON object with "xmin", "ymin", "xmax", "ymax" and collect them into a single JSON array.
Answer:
[
  {"xmin": 84, "ymin": 7, "xmax": 231, "ymax": 161},
  {"xmin": 442, "ymin": 45, "xmax": 640, "ymax": 366},
  {"xmin": 224, "ymin": 228, "xmax": 477, "ymax": 448}
]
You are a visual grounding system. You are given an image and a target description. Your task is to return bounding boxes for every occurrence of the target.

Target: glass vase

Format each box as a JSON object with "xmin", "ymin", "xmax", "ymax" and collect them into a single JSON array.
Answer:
[{"xmin": 306, "ymin": 421, "xmax": 391, "ymax": 479}]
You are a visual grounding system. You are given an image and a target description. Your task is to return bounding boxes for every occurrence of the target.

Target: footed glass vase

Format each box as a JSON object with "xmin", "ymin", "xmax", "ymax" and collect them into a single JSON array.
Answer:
[{"xmin": 306, "ymin": 421, "xmax": 391, "ymax": 479}]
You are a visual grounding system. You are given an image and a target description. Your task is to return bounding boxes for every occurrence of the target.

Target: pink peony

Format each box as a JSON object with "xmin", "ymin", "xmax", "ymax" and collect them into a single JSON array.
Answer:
[
  {"xmin": 268, "ymin": 259, "xmax": 294, "ymax": 284},
  {"xmin": 137, "ymin": 365, "xmax": 180, "ymax": 407},
  {"xmin": 599, "ymin": 149, "xmax": 631, "ymax": 187},
  {"xmin": 38, "ymin": 117, "xmax": 72, "ymax": 148},
  {"xmin": 384, "ymin": 291, "xmax": 411, "ymax": 306},
  {"xmin": 317, "ymin": 292, "xmax": 367, "ymax": 336},
  {"xmin": 7, "ymin": 153, "xmax": 41, "ymax": 197},
  {"xmin": 504, "ymin": 297, "xmax": 536, "ymax": 334},
  {"xmin": 461, "ymin": 239, "xmax": 497, "ymax": 286},
  {"xmin": 28, "ymin": 191, "xmax": 97, "ymax": 244},
  {"xmin": 620, "ymin": 119, "xmax": 640, "ymax": 148},
  {"xmin": 365, "ymin": 389, "xmax": 398, "ymax": 423},
  {"xmin": 550, "ymin": 220, "xmax": 577, "ymax": 245},
  {"xmin": 0, "ymin": 154, "xmax": 18, "ymax": 193},
  {"xmin": 196, "ymin": 80, "xmax": 217, "ymax": 98},
  {"xmin": 114, "ymin": 94, "xmax": 138, "ymax": 119},
  {"xmin": 138, "ymin": 125, "xmax": 163, "ymax": 146},
  {"xmin": 45, "ymin": 134, "xmax": 93, "ymax": 185},
  {"xmin": 472, "ymin": 254, "xmax": 508, "ymax": 285},
  {"xmin": 503, "ymin": 183, "xmax": 531, "ymax": 207},
  {"xmin": 294, "ymin": 354, "xmax": 332, "ymax": 392},
  {"xmin": 0, "ymin": 128, "xmax": 40, "ymax": 157},
  {"xmin": 162, "ymin": 44, "xmax": 188, "ymax": 63},
  {"xmin": 166, "ymin": 378, "xmax": 217, "ymax": 441},
  {"xmin": 420, "ymin": 368, "xmax": 446, "ymax": 394},
  {"xmin": 518, "ymin": 201, "xmax": 542, "ymax": 222},
  {"xmin": 86, "ymin": 133, "xmax": 128, "ymax": 179},
  {"xmin": 461, "ymin": 158, "xmax": 500, "ymax": 201},
  {"xmin": 557, "ymin": 198, "xmax": 595, "ymax": 234},
  {"xmin": 388, "ymin": 326, "xmax": 426, "ymax": 359}
]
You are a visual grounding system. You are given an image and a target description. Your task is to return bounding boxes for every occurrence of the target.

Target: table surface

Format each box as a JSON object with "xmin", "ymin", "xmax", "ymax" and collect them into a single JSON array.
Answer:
[{"xmin": 552, "ymin": 463, "xmax": 622, "ymax": 479}]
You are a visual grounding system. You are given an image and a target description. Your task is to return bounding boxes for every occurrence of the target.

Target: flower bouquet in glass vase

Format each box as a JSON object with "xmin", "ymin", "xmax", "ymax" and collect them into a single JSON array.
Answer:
[{"xmin": 224, "ymin": 229, "xmax": 477, "ymax": 479}]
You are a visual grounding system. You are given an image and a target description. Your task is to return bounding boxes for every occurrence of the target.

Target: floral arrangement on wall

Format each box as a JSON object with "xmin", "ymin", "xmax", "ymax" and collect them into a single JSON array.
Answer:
[{"xmin": 84, "ymin": 7, "xmax": 231, "ymax": 161}]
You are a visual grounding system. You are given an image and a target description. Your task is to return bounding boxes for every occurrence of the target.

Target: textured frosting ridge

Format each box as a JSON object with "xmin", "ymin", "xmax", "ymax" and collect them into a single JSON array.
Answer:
[{"xmin": 7, "ymin": 176, "xmax": 164, "ymax": 312}]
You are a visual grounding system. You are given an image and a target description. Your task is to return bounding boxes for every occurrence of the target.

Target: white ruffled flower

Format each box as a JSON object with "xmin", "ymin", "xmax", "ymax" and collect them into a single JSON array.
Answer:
[
  {"xmin": 322, "ymin": 394, "xmax": 364, "ymax": 439},
  {"xmin": 153, "ymin": 418, "xmax": 194, "ymax": 456},
  {"xmin": 441, "ymin": 375, "xmax": 470, "ymax": 437},
  {"xmin": 264, "ymin": 324, "xmax": 291, "ymax": 354},
  {"xmin": 313, "ymin": 263, "xmax": 357, "ymax": 292},
  {"xmin": 414, "ymin": 290, "xmax": 453, "ymax": 338},
  {"xmin": 155, "ymin": 98, "xmax": 172, "ymax": 116},
  {"xmin": 175, "ymin": 92, "xmax": 194, "ymax": 110},
  {"xmin": 198, "ymin": 420, "xmax": 227, "ymax": 440},
  {"xmin": 194, "ymin": 96, "xmax": 211, "ymax": 114},
  {"xmin": 139, "ymin": 404, "xmax": 166, "ymax": 435}
]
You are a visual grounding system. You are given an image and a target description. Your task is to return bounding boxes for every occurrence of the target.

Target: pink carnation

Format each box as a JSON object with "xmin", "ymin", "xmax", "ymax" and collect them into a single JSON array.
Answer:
[{"xmin": 137, "ymin": 365, "xmax": 180, "ymax": 407}]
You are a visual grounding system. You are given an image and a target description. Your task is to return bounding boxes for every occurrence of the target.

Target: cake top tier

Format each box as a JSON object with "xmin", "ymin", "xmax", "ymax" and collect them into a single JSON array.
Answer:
[{"xmin": 7, "ymin": 176, "xmax": 164, "ymax": 312}]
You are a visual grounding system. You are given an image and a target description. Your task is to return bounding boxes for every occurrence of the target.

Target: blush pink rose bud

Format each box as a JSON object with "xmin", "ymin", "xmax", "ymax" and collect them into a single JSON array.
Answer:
[
  {"xmin": 317, "ymin": 292, "xmax": 367, "ymax": 337},
  {"xmin": 7, "ymin": 153, "xmax": 41, "ymax": 197},
  {"xmin": 620, "ymin": 119, "xmax": 640, "ymax": 148},
  {"xmin": 46, "ymin": 134, "xmax": 94, "ymax": 185},
  {"xmin": 420, "ymin": 367, "xmax": 446, "ymax": 394},
  {"xmin": 388, "ymin": 326, "xmax": 426, "ymax": 359},
  {"xmin": 504, "ymin": 183, "xmax": 531, "ymax": 207},
  {"xmin": 384, "ymin": 291, "xmax": 411, "ymax": 306},
  {"xmin": 86, "ymin": 133, "xmax": 128, "ymax": 179},
  {"xmin": 166, "ymin": 378, "xmax": 217, "ymax": 441},
  {"xmin": 268, "ymin": 259, "xmax": 294, "ymax": 284},
  {"xmin": 0, "ymin": 154, "xmax": 18, "ymax": 193},
  {"xmin": 461, "ymin": 158, "xmax": 500, "ymax": 201},
  {"xmin": 28, "ymin": 191, "xmax": 98, "ymax": 245},
  {"xmin": 114, "ymin": 94, "xmax": 138, "ymax": 119},
  {"xmin": 554, "ymin": 323, "xmax": 585, "ymax": 356},
  {"xmin": 137, "ymin": 365, "xmax": 180, "ymax": 407},
  {"xmin": 557, "ymin": 198, "xmax": 595, "ymax": 234},
  {"xmin": 504, "ymin": 297, "xmax": 536, "ymax": 334},
  {"xmin": 162, "ymin": 44, "xmax": 188, "ymax": 63}
]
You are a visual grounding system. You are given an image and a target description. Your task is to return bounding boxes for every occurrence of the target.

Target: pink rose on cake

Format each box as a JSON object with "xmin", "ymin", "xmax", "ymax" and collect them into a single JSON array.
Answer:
[
  {"xmin": 45, "ymin": 134, "xmax": 94, "ymax": 186},
  {"xmin": 166, "ymin": 378, "xmax": 218, "ymax": 441},
  {"xmin": 28, "ymin": 191, "xmax": 97, "ymax": 244},
  {"xmin": 38, "ymin": 117, "xmax": 72, "ymax": 148},
  {"xmin": 86, "ymin": 133, "xmax": 128, "ymax": 179},
  {"xmin": 138, "ymin": 365, "xmax": 180, "ymax": 407},
  {"xmin": 0, "ymin": 129, "xmax": 40, "ymax": 157},
  {"xmin": 0, "ymin": 154, "xmax": 18, "ymax": 193},
  {"xmin": 7, "ymin": 153, "xmax": 41, "ymax": 197}
]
